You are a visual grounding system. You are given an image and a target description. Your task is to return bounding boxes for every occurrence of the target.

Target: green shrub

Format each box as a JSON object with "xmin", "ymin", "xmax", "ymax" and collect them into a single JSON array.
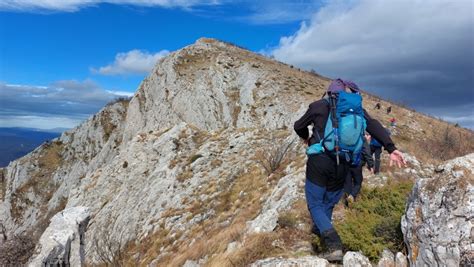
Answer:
[
  {"xmin": 188, "ymin": 154, "xmax": 203, "ymax": 164},
  {"xmin": 335, "ymin": 181, "xmax": 413, "ymax": 261},
  {"xmin": 277, "ymin": 212, "xmax": 298, "ymax": 229}
]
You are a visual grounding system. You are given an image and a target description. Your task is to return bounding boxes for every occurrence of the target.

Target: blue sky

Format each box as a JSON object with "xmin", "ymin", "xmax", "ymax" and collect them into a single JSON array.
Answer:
[
  {"xmin": 0, "ymin": 0, "xmax": 473, "ymax": 130},
  {"xmin": 0, "ymin": 2, "xmax": 303, "ymax": 92}
]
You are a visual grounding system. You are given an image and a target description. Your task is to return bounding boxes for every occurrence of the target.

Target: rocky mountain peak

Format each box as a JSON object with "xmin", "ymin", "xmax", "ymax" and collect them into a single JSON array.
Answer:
[{"xmin": 122, "ymin": 37, "xmax": 327, "ymax": 142}]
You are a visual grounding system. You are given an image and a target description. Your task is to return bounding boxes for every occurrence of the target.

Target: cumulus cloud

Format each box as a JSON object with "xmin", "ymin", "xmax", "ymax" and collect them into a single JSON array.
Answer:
[
  {"xmin": 271, "ymin": 0, "xmax": 474, "ymax": 128},
  {"xmin": 0, "ymin": 80, "xmax": 130, "ymax": 129},
  {"xmin": 0, "ymin": 0, "xmax": 219, "ymax": 12},
  {"xmin": 93, "ymin": 49, "xmax": 170, "ymax": 76}
]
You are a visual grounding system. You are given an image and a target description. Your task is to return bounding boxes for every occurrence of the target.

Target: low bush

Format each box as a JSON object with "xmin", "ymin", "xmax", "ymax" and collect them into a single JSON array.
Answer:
[
  {"xmin": 277, "ymin": 211, "xmax": 299, "ymax": 229},
  {"xmin": 334, "ymin": 181, "xmax": 413, "ymax": 261}
]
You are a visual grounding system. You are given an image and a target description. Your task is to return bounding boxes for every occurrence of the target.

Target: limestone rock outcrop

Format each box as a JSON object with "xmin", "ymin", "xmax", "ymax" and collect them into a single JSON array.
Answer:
[
  {"xmin": 343, "ymin": 251, "xmax": 372, "ymax": 267},
  {"xmin": 401, "ymin": 153, "xmax": 474, "ymax": 266},
  {"xmin": 28, "ymin": 207, "xmax": 90, "ymax": 266},
  {"xmin": 250, "ymin": 256, "xmax": 329, "ymax": 267}
]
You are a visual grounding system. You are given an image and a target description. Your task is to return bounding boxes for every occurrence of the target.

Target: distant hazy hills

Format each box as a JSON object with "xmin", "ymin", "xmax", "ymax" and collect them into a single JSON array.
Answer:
[{"xmin": 0, "ymin": 127, "xmax": 62, "ymax": 167}]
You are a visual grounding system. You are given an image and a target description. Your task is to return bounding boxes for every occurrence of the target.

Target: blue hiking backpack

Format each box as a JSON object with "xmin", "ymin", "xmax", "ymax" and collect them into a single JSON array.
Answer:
[{"xmin": 306, "ymin": 91, "xmax": 367, "ymax": 166}]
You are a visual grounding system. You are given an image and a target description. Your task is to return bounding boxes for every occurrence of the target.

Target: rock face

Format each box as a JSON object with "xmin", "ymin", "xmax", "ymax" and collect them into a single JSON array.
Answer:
[
  {"xmin": 247, "ymin": 162, "xmax": 305, "ymax": 233},
  {"xmin": 29, "ymin": 207, "xmax": 90, "ymax": 266},
  {"xmin": 250, "ymin": 256, "xmax": 329, "ymax": 267},
  {"xmin": 401, "ymin": 153, "xmax": 474, "ymax": 266}
]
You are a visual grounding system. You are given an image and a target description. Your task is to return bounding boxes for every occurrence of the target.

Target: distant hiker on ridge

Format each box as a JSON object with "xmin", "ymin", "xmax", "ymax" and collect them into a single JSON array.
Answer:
[
  {"xmin": 374, "ymin": 103, "xmax": 381, "ymax": 110},
  {"xmin": 344, "ymin": 132, "xmax": 374, "ymax": 206},
  {"xmin": 387, "ymin": 106, "xmax": 392, "ymax": 114},
  {"xmin": 294, "ymin": 79, "xmax": 406, "ymax": 261},
  {"xmin": 390, "ymin": 117, "xmax": 397, "ymax": 127},
  {"xmin": 369, "ymin": 128, "xmax": 391, "ymax": 174}
]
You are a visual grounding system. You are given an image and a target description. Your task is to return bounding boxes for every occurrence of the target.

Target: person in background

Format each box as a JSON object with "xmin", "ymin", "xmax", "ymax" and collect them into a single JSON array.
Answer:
[
  {"xmin": 390, "ymin": 117, "xmax": 397, "ymax": 127},
  {"xmin": 370, "ymin": 134, "xmax": 384, "ymax": 174},
  {"xmin": 344, "ymin": 133, "xmax": 374, "ymax": 206},
  {"xmin": 387, "ymin": 106, "xmax": 392, "ymax": 114},
  {"xmin": 374, "ymin": 103, "xmax": 381, "ymax": 110}
]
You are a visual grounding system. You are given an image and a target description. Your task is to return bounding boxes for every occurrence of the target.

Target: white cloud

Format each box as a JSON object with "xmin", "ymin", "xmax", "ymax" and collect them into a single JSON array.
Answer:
[
  {"xmin": 0, "ymin": 0, "xmax": 220, "ymax": 12},
  {"xmin": 272, "ymin": 0, "xmax": 472, "ymax": 73},
  {"xmin": 93, "ymin": 49, "xmax": 170, "ymax": 76},
  {"xmin": 0, "ymin": 115, "xmax": 83, "ymax": 130},
  {"xmin": 0, "ymin": 81, "xmax": 133, "ymax": 129},
  {"xmin": 106, "ymin": 90, "xmax": 134, "ymax": 97},
  {"xmin": 270, "ymin": 0, "xmax": 473, "ymax": 128}
]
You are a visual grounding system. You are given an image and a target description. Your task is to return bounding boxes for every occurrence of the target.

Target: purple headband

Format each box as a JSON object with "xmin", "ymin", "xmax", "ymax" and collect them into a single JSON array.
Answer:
[{"xmin": 328, "ymin": 78, "xmax": 360, "ymax": 93}]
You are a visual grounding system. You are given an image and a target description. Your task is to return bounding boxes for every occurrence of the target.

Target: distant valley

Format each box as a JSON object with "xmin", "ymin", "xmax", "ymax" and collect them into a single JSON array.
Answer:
[{"xmin": 0, "ymin": 127, "xmax": 62, "ymax": 167}]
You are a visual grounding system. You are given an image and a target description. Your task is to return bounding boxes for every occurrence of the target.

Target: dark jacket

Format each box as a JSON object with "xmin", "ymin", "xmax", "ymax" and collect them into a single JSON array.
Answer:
[{"xmin": 294, "ymin": 99, "xmax": 396, "ymax": 153}]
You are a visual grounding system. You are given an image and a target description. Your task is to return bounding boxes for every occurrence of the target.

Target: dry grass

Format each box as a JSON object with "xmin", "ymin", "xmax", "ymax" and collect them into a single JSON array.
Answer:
[
  {"xmin": 176, "ymin": 167, "xmax": 194, "ymax": 182},
  {"xmin": 117, "ymin": 165, "xmax": 269, "ymax": 266},
  {"xmin": 415, "ymin": 125, "xmax": 474, "ymax": 163},
  {"xmin": 224, "ymin": 88, "xmax": 241, "ymax": 127},
  {"xmin": 218, "ymin": 233, "xmax": 279, "ymax": 267},
  {"xmin": 168, "ymin": 222, "xmax": 245, "ymax": 267},
  {"xmin": 11, "ymin": 140, "xmax": 63, "ymax": 221},
  {"xmin": 100, "ymin": 110, "xmax": 117, "ymax": 142},
  {"xmin": 0, "ymin": 231, "xmax": 35, "ymax": 266}
]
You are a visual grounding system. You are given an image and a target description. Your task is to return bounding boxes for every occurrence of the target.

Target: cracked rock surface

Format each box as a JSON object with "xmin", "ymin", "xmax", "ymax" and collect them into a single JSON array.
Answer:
[{"xmin": 401, "ymin": 153, "xmax": 474, "ymax": 266}]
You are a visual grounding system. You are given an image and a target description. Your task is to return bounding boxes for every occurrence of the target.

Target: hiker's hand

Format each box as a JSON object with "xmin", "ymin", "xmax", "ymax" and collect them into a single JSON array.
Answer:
[
  {"xmin": 302, "ymin": 138, "xmax": 309, "ymax": 145},
  {"xmin": 389, "ymin": 150, "xmax": 407, "ymax": 168}
]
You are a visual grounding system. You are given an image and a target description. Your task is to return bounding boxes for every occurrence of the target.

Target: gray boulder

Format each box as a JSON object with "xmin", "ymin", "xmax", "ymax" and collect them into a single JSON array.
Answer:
[
  {"xmin": 377, "ymin": 249, "xmax": 395, "ymax": 267},
  {"xmin": 401, "ymin": 153, "xmax": 473, "ymax": 266},
  {"xmin": 394, "ymin": 252, "xmax": 408, "ymax": 267},
  {"xmin": 343, "ymin": 251, "xmax": 372, "ymax": 267}
]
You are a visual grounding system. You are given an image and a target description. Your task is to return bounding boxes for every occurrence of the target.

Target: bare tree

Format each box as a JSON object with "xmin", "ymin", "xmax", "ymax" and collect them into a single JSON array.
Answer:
[{"xmin": 256, "ymin": 137, "xmax": 297, "ymax": 175}]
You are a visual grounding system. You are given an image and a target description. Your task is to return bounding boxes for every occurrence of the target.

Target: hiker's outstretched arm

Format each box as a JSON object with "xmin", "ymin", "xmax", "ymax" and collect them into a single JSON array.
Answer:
[
  {"xmin": 363, "ymin": 109, "xmax": 396, "ymax": 153},
  {"xmin": 294, "ymin": 102, "xmax": 319, "ymax": 140}
]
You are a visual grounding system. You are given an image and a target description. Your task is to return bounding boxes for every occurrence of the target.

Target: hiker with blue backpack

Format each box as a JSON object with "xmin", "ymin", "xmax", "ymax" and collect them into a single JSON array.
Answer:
[{"xmin": 294, "ymin": 79, "xmax": 406, "ymax": 261}]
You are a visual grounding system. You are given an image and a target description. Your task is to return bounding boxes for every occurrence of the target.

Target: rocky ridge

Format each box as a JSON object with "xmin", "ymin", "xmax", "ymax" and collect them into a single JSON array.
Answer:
[{"xmin": 0, "ymin": 38, "xmax": 472, "ymax": 266}]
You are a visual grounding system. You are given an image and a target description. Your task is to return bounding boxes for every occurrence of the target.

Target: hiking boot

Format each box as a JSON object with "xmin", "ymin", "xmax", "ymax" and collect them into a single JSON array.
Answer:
[
  {"xmin": 320, "ymin": 228, "xmax": 344, "ymax": 262},
  {"xmin": 311, "ymin": 225, "xmax": 321, "ymax": 237},
  {"xmin": 320, "ymin": 248, "xmax": 344, "ymax": 262},
  {"xmin": 347, "ymin": 195, "xmax": 355, "ymax": 208}
]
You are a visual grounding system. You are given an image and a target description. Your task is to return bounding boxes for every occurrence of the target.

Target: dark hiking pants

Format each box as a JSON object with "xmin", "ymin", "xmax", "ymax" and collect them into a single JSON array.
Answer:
[
  {"xmin": 305, "ymin": 154, "xmax": 348, "ymax": 235},
  {"xmin": 370, "ymin": 145, "xmax": 382, "ymax": 174},
  {"xmin": 344, "ymin": 165, "xmax": 363, "ymax": 198}
]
